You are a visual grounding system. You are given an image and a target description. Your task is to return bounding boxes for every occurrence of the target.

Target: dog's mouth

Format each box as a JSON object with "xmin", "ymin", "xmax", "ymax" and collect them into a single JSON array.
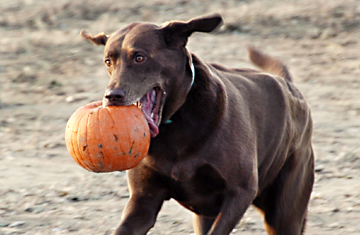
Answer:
[{"xmin": 135, "ymin": 87, "xmax": 164, "ymax": 138}]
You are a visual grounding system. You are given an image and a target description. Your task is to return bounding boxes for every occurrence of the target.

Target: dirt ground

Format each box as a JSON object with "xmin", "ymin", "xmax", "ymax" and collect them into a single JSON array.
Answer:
[{"xmin": 1, "ymin": 0, "xmax": 360, "ymax": 234}]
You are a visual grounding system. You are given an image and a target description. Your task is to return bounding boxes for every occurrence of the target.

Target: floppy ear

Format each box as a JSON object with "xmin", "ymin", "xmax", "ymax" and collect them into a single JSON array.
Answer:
[
  {"xmin": 80, "ymin": 29, "xmax": 108, "ymax": 46},
  {"xmin": 161, "ymin": 13, "xmax": 223, "ymax": 47}
]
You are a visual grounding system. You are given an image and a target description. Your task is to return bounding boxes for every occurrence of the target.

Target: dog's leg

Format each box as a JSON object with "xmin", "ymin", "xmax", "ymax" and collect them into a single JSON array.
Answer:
[
  {"xmin": 253, "ymin": 147, "xmax": 314, "ymax": 235},
  {"xmin": 114, "ymin": 169, "xmax": 169, "ymax": 235},
  {"xmin": 114, "ymin": 195, "xmax": 165, "ymax": 235},
  {"xmin": 193, "ymin": 214, "xmax": 215, "ymax": 235},
  {"xmin": 206, "ymin": 187, "xmax": 257, "ymax": 235}
]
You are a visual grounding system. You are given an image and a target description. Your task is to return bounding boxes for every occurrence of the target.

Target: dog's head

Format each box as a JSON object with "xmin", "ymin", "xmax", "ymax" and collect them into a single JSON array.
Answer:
[{"xmin": 81, "ymin": 14, "xmax": 223, "ymax": 137}]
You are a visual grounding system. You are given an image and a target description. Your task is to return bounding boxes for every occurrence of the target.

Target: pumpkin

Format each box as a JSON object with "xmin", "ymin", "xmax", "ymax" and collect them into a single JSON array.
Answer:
[{"xmin": 65, "ymin": 101, "xmax": 150, "ymax": 172}]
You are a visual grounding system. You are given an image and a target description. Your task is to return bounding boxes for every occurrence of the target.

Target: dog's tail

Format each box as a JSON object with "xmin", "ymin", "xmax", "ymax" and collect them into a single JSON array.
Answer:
[{"xmin": 248, "ymin": 46, "xmax": 293, "ymax": 82}]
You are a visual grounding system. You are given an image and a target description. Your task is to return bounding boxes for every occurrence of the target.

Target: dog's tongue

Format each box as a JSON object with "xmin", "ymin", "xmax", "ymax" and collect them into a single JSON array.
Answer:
[
  {"xmin": 143, "ymin": 111, "xmax": 159, "ymax": 138},
  {"xmin": 141, "ymin": 90, "xmax": 159, "ymax": 138}
]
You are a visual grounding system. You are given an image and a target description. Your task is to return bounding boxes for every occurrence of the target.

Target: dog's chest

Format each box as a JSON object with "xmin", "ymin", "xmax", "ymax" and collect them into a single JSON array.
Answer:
[{"xmin": 163, "ymin": 162, "xmax": 226, "ymax": 216}]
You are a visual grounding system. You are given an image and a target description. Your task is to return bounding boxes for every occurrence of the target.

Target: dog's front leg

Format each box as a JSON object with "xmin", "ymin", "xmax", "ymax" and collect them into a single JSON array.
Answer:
[
  {"xmin": 114, "ymin": 194, "xmax": 165, "ymax": 235},
  {"xmin": 207, "ymin": 187, "xmax": 257, "ymax": 235},
  {"xmin": 114, "ymin": 168, "xmax": 169, "ymax": 235}
]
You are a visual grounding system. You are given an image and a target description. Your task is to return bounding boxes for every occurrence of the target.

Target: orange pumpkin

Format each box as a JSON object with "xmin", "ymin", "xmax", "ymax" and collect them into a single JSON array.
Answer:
[{"xmin": 65, "ymin": 101, "xmax": 150, "ymax": 172}]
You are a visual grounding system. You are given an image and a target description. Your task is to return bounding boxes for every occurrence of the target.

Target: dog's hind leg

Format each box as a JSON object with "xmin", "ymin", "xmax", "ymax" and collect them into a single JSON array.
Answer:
[
  {"xmin": 193, "ymin": 214, "xmax": 215, "ymax": 235},
  {"xmin": 253, "ymin": 147, "xmax": 315, "ymax": 235}
]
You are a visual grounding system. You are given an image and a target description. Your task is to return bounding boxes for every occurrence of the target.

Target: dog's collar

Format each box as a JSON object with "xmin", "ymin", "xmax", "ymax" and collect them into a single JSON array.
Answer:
[
  {"xmin": 190, "ymin": 62, "xmax": 195, "ymax": 87},
  {"xmin": 164, "ymin": 63, "xmax": 195, "ymax": 125}
]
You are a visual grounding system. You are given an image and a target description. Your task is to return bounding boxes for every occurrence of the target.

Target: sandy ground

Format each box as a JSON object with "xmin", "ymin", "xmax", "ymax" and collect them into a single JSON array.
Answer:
[{"xmin": 1, "ymin": 0, "xmax": 360, "ymax": 234}]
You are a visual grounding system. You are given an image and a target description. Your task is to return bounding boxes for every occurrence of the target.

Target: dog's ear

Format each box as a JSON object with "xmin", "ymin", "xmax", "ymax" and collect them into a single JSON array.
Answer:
[
  {"xmin": 80, "ymin": 29, "xmax": 108, "ymax": 46},
  {"xmin": 161, "ymin": 13, "xmax": 223, "ymax": 47}
]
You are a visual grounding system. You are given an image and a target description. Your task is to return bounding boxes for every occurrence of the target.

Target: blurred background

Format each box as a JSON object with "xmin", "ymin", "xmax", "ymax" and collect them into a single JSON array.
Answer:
[{"xmin": 0, "ymin": 0, "xmax": 359, "ymax": 234}]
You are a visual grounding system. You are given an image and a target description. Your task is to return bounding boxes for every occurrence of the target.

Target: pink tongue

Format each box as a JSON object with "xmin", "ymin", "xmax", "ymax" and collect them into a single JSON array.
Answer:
[
  {"xmin": 143, "ymin": 112, "xmax": 159, "ymax": 137},
  {"xmin": 142, "ymin": 90, "xmax": 159, "ymax": 138}
]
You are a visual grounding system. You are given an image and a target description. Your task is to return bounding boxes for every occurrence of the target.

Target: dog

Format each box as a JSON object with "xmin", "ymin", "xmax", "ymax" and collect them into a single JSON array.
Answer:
[{"xmin": 80, "ymin": 14, "xmax": 314, "ymax": 235}]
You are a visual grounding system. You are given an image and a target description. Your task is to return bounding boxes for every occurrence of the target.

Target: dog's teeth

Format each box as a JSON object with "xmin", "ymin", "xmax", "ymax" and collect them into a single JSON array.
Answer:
[
  {"xmin": 151, "ymin": 112, "xmax": 154, "ymax": 118},
  {"xmin": 151, "ymin": 90, "xmax": 156, "ymax": 102}
]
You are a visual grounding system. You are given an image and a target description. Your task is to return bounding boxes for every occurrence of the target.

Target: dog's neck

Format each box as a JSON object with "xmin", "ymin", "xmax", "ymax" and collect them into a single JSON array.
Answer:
[
  {"xmin": 152, "ymin": 58, "xmax": 227, "ymax": 157},
  {"xmin": 164, "ymin": 63, "xmax": 195, "ymax": 125}
]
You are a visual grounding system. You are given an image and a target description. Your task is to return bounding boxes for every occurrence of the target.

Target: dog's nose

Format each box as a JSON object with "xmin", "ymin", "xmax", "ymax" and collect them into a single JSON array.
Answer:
[{"xmin": 104, "ymin": 89, "xmax": 125, "ymax": 105}]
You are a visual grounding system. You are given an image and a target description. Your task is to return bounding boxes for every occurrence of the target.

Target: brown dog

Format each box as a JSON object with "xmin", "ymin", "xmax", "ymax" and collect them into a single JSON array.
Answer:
[{"xmin": 81, "ymin": 14, "xmax": 314, "ymax": 235}]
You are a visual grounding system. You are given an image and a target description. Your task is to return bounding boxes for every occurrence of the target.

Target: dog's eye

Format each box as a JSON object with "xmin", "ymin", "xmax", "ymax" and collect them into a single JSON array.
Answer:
[
  {"xmin": 105, "ymin": 59, "xmax": 112, "ymax": 67},
  {"xmin": 135, "ymin": 55, "xmax": 145, "ymax": 63}
]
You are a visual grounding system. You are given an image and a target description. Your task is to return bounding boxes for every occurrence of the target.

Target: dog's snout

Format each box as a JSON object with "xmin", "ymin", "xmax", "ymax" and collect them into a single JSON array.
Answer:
[{"xmin": 104, "ymin": 89, "xmax": 125, "ymax": 105}]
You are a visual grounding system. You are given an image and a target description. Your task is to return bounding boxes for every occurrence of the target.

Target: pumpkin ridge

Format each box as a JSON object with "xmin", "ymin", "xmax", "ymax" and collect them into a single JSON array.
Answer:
[
  {"xmin": 111, "ymin": 106, "xmax": 133, "ymax": 169},
  {"xmin": 104, "ymin": 106, "xmax": 125, "ymax": 171},
  {"xmin": 99, "ymin": 107, "xmax": 116, "ymax": 171},
  {"xmin": 92, "ymin": 107, "xmax": 104, "ymax": 171},
  {"xmin": 124, "ymin": 108, "xmax": 135, "ymax": 169},
  {"xmin": 77, "ymin": 108, "xmax": 91, "ymax": 171},
  {"xmin": 84, "ymin": 105, "xmax": 102, "ymax": 171},
  {"xmin": 70, "ymin": 110, "xmax": 91, "ymax": 171},
  {"xmin": 129, "ymin": 109, "xmax": 148, "ymax": 166}
]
